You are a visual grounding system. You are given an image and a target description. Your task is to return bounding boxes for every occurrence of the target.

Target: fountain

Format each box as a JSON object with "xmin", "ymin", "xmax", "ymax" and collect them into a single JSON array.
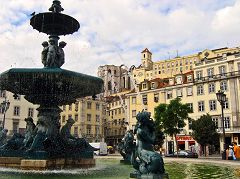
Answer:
[{"xmin": 0, "ymin": 0, "xmax": 103, "ymax": 170}]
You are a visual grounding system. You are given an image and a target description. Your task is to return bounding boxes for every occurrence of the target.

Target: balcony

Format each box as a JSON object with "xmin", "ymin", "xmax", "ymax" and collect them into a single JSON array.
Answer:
[
  {"xmin": 194, "ymin": 70, "xmax": 240, "ymax": 84},
  {"xmin": 217, "ymin": 126, "xmax": 240, "ymax": 133}
]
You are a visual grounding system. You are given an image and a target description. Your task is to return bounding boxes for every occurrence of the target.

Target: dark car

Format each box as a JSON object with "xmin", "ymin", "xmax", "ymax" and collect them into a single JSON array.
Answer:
[{"xmin": 165, "ymin": 150, "xmax": 198, "ymax": 158}]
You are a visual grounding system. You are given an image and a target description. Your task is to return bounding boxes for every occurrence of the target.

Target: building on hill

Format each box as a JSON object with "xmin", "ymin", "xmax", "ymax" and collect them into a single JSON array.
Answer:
[{"xmin": 98, "ymin": 65, "xmax": 132, "ymax": 97}]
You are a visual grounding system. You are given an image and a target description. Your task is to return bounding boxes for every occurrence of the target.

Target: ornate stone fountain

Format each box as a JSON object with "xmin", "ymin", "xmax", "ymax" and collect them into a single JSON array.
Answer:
[{"xmin": 0, "ymin": 0, "xmax": 103, "ymax": 170}]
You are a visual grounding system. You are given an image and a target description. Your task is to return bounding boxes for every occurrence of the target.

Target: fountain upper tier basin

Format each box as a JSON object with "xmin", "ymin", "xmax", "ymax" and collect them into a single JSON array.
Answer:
[
  {"xmin": 30, "ymin": 12, "xmax": 80, "ymax": 35},
  {"xmin": 0, "ymin": 68, "xmax": 103, "ymax": 105}
]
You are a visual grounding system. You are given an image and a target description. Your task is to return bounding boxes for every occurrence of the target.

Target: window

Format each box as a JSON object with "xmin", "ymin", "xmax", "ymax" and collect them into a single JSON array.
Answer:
[
  {"xmin": 87, "ymin": 102, "xmax": 92, "ymax": 109},
  {"xmin": 187, "ymin": 87, "xmax": 193, "ymax": 96},
  {"xmin": 13, "ymin": 120, "xmax": 19, "ymax": 134},
  {"xmin": 224, "ymin": 117, "xmax": 230, "ymax": 129},
  {"xmin": 132, "ymin": 97, "xmax": 136, "ymax": 104},
  {"xmin": 14, "ymin": 94, "xmax": 21, "ymax": 100},
  {"xmin": 132, "ymin": 110, "xmax": 136, "ymax": 117},
  {"xmin": 142, "ymin": 95, "xmax": 147, "ymax": 105},
  {"xmin": 198, "ymin": 101, "xmax": 204, "ymax": 112},
  {"xmin": 13, "ymin": 106, "xmax": 20, "ymax": 116},
  {"xmin": 220, "ymin": 81, "xmax": 228, "ymax": 91},
  {"xmin": 197, "ymin": 85, "xmax": 204, "ymax": 95},
  {"xmin": 207, "ymin": 68, "xmax": 214, "ymax": 78},
  {"xmin": 154, "ymin": 93, "xmax": 159, "ymax": 102},
  {"xmin": 151, "ymin": 82, "xmax": 155, "ymax": 89},
  {"xmin": 75, "ymin": 114, "xmax": 78, "ymax": 122},
  {"xmin": 208, "ymin": 83, "xmax": 215, "ymax": 93},
  {"xmin": 209, "ymin": 100, "xmax": 217, "ymax": 111},
  {"xmin": 142, "ymin": 83, "xmax": 147, "ymax": 89},
  {"xmin": 87, "ymin": 125, "xmax": 91, "ymax": 134},
  {"xmin": 96, "ymin": 115, "xmax": 100, "ymax": 122},
  {"xmin": 75, "ymin": 102, "xmax": 79, "ymax": 111},
  {"xmin": 167, "ymin": 91, "xmax": 172, "ymax": 99},
  {"xmin": 96, "ymin": 103, "xmax": 100, "ymax": 110},
  {"xmin": 187, "ymin": 75, "xmax": 192, "ymax": 82},
  {"xmin": 87, "ymin": 114, "xmax": 91, "ymax": 122},
  {"xmin": 176, "ymin": 88, "xmax": 182, "ymax": 97},
  {"xmin": 187, "ymin": 103, "xmax": 193, "ymax": 113},
  {"xmin": 28, "ymin": 108, "xmax": 34, "ymax": 117},
  {"xmin": 223, "ymin": 99, "xmax": 229, "ymax": 109},
  {"xmin": 176, "ymin": 76, "xmax": 183, "ymax": 84},
  {"xmin": 196, "ymin": 71, "xmax": 202, "ymax": 80},
  {"xmin": 0, "ymin": 90, "xmax": 6, "ymax": 98},
  {"xmin": 62, "ymin": 115, "xmax": 66, "ymax": 123},
  {"xmin": 219, "ymin": 66, "xmax": 226, "ymax": 76},
  {"xmin": 68, "ymin": 114, "xmax": 72, "ymax": 120},
  {"xmin": 212, "ymin": 117, "xmax": 219, "ymax": 128}
]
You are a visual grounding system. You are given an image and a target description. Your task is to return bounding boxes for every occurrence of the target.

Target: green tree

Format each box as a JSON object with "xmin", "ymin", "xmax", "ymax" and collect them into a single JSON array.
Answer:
[
  {"xmin": 191, "ymin": 114, "xmax": 219, "ymax": 156},
  {"xmin": 154, "ymin": 98, "xmax": 191, "ymax": 154}
]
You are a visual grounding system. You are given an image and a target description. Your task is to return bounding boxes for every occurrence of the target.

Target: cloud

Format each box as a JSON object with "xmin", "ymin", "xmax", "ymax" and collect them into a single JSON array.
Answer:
[{"xmin": 0, "ymin": 0, "xmax": 239, "ymax": 75}]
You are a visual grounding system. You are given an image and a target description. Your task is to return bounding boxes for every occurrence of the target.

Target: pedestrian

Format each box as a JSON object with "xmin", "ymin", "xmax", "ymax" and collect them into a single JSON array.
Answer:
[
  {"xmin": 232, "ymin": 142, "xmax": 240, "ymax": 160},
  {"xmin": 228, "ymin": 145, "xmax": 234, "ymax": 160}
]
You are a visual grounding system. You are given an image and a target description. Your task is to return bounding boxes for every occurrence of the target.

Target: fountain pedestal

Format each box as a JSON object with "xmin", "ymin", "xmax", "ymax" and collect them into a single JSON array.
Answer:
[{"xmin": 0, "ymin": 0, "xmax": 103, "ymax": 170}]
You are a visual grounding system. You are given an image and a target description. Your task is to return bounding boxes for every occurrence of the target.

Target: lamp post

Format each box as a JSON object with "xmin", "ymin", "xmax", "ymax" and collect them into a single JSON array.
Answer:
[
  {"xmin": 0, "ymin": 96, "xmax": 10, "ymax": 129},
  {"xmin": 216, "ymin": 90, "xmax": 226, "ymax": 160}
]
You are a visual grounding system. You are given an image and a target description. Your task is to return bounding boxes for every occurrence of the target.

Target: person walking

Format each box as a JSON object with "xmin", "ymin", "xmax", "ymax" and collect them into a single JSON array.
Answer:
[
  {"xmin": 232, "ymin": 142, "xmax": 240, "ymax": 160},
  {"xmin": 228, "ymin": 146, "xmax": 234, "ymax": 160}
]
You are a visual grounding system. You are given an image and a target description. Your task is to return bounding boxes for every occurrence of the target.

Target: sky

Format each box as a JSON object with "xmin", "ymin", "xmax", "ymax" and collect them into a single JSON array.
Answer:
[{"xmin": 0, "ymin": 0, "xmax": 240, "ymax": 75}]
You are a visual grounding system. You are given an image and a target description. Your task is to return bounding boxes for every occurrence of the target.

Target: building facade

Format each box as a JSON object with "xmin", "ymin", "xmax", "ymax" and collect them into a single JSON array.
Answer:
[
  {"xmin": 60, "ymin": 97, "xmax": 107, "ymax": 142},
  {"xmin": 125, "ymin": 47, "xmax": 240, "ymax": 154},
  {"xmin": 0, "ymin": 90, "xmax": 39, "ymax": 135}
]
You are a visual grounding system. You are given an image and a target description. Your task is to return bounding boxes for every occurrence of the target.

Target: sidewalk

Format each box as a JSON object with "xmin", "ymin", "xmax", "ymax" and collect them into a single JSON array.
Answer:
[{"xmin": 95, "ymin": 153, "xmax": 240, "ymax": 167}]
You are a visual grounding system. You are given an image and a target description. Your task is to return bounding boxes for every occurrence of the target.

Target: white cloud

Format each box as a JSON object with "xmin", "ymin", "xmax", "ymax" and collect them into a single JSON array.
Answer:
[{"xmin": 0, "ymin": 0, "xmax": 239, "ymax": 75}]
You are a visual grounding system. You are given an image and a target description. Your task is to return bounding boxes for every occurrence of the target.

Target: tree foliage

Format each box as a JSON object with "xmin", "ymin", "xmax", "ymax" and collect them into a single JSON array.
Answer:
[
  {"xmin": 192, "ymin": 114, "xmax": 219, "ymax": 147},
  {"xmin": 154, "ymin": 98, "xmax": 191, "ymax": 151}
]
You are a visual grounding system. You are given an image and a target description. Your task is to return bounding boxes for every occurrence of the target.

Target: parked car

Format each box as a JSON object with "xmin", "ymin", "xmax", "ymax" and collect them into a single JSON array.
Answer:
[
  {"xmin": 90, "ymin": 142, "xmax": 108, "ymax": 156},
  {"xmin": 165, "ymin": 150, "xmax": 198, "ymax": 158}
]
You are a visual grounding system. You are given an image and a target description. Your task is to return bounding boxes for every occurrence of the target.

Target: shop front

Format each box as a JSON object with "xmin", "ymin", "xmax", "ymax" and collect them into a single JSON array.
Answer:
[{"xmin": 176, "ymin": 135, "xmax": 196, "ymax": 151}]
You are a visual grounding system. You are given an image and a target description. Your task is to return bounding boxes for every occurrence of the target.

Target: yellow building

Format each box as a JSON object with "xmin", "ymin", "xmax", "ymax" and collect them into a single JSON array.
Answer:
[
  {"xmin": 60, "ymin": 97, "xmax": 107, "ymax": 142},
  {"xmin": 105, "ymin": 92, "xmax": 129, "ymax": 146},
  {"xmin": 0, "ymin": 90, "xmax": 39, "ymax": 135},
  {"xmin": 126, "ymin": 46, "xmax": 240, "ymax": 154}
]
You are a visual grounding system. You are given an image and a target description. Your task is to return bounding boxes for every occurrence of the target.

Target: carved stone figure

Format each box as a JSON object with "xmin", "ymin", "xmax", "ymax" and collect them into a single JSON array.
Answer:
[
  {"xmin": 41, "ymin": 40, "xmax": 66, "ymax": 68},
  {"xmin": 57, "ymin": 41, "xmax": 66, "ymax": 67},
  {"xmin": 46, "ymin": 39, "xmax": 58, "ymax": 67},
  {"xmin": 27, "ymin": 116, "xmax": 48, "ymax": 152},
  {"xmin": 0, "ymin": 133, "xmax": 24, "ymax": 151},
  {"xmin": 131, "ymin": 111, "xmax": 165, "ymax": 178},
  {"xmin": 49, "ymin": 0, "xmax": 64, "ymax": 13},
  {"xmin": 41, "ymin": 41, "xmax": 49, "ymax": 66},
  {"xmin": 23, "ymin": 117, "xmax": 36, "ymax": 148},
  {"xmin": 60, "ymin": 117, "xmax": 94, "ymax": 152},
  {"xmin": 118, "ymin": 130, "xmax": 135, "ymax": 162}
]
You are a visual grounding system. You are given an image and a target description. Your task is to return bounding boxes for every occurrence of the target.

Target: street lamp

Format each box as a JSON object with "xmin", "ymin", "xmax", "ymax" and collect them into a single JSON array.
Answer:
[
  {"xmin": 0, "ymin": 96, "xmax": 10, "ymax": 129},
  {"xmin": 216, "ymin": 90, "xmax": 226, "ymax": 160}
]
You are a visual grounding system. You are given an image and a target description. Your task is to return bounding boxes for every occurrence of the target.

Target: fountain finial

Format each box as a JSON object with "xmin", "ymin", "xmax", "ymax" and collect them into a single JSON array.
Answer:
[{"xmin": 49, "ymin": 0, "xmax": 64, "ymax": 13}]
